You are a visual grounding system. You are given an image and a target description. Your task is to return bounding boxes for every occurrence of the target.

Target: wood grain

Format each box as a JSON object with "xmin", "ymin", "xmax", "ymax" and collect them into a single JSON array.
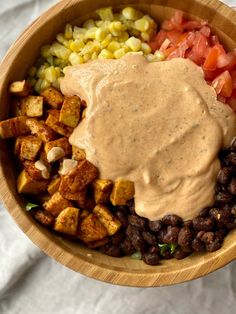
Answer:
[{"xmin": 0, "ymin": 0, "xmax": 236, "ymax": 287}]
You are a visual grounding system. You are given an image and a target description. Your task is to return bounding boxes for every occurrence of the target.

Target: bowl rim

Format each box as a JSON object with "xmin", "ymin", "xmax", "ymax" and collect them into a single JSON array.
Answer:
[{"xmin": 0, "ymin": 0, "xmax": 236, "ymax": 287}]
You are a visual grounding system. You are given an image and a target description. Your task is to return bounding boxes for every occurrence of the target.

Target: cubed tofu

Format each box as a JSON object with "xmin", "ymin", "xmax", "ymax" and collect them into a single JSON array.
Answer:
[
  {"xmin": 21, "ymin": 96, "xmax": 43, "ymax": 117},
  {"xmin": 0, "ymin": 116, "xmax": 29, "ymax": 139},
  {"xmin": 74, "ymin": 187, "xmax": 87, "ymax": 206},
  {"xmin": 43, "ymin": 191, "xmax": 73, "ymax": 217},
  {"xmin": 87, "ymin": 237, "xmax": 110, "ymax": 249},
  {"xmin": 93, "ymin": 204, "xmax": 121, "ymax": 236},
  {"xmin": 17, "ymin": 169, "xmax": 49, "ymax": 194},
  {"xmin": 59, "ymin": 160, "xmax": 98, "ymax": 198},
  {"xmin": 34, "ymin": 209, "xmax": 55, "ymax": 227},
  {"xmin": 77, "ymin": 214, "xmax": 108, "ymax": 243},
  {"xmin": 9, "ymin": 80, "xmax": 31, "ymax": 96},
  {"xmin": 44, "ymin": 137, "xmax": 71, "ymax": 161},
  {"xmin": 110, "ymin": 180, "xmax": 135, "ymax": 206},
  {"xmin": 14, "ymin": 136, "xmax": 24, "ymax": 155},
  {"xmin": 72, "ymin": 146, "xmax": 86, "ymax": 161},
  {"xmin": 23, "ymin": 160, "xmax": 47, "ymax": 180},
  {"xmin": 41, "ymin": 87, "xmax": 64, "ymax": 109},
  {"xmin": 26, "ymin": 118, "xmax": 57, "ymax": 142},
  {"xmin": 59, "ymin": 96, "xmax": 81, "ymax": 128},
  {"xmin": 54, "ymin": 207, "xmax": 79, "ymax": 235},
  {"xmin": 84, "ymin": 197, "xmax": 96, "ymax": 211},
  {"xmin": 46, "ymin": 110, "xmax": 73, "ymax": 137},
  {"xmin": 92, "ymin": 179, "xmax": 113, "ymax": 204},
  {"xmin": 47, "ymin": 176, "xmax": 61, "ymax": 195},
  {"xmin": 20, "ymin": 136, "xmax": 42, "ymax": 161},
  {"xmin": 80, "ymin": 209, "xmax": 90, "ymax": 219}
]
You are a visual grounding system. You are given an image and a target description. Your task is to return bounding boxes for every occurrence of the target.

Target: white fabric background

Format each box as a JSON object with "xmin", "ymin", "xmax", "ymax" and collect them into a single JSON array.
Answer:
[{"xmin": 0, "ymin": 1, "xmax": 236, "ymax": 313}]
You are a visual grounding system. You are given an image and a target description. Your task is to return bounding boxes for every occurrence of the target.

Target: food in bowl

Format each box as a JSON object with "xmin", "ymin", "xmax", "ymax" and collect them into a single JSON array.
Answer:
[{"xmin": 0, "ymin": 6, "xmax": 236, "ymax": 266}]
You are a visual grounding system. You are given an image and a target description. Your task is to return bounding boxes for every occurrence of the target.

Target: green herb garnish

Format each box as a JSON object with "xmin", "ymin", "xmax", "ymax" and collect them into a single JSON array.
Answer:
[
  {"xmin": 131, "ymin": 251, "xmax": 142, "ymax": 260},
  {"xmin": 25, "ymin": 201, "xmax": 39, "ymax": 211},
  {"xmin": 158, "ymin": 243, "xmax": 177, "ymax": 256}
]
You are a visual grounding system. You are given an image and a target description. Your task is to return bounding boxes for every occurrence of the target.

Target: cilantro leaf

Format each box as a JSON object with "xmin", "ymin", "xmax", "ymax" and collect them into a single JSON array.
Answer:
[
  {"xmin": 158, "ymin": 243, "xmax": 177, "ymax": 256},
  {"xmin": 25, "ymin": 201, "xmax": 39, "ymax": 211},
  {"xmin": 131, "ymin": 251, "xmax": 142, "ymax": 260}
]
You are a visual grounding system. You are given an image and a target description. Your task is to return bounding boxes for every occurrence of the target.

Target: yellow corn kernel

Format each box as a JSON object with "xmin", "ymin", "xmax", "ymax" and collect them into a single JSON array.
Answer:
[
  {"xmin": 55, "ymin": 67, "xmax": 61, "ymax": 78},
  {"xmin": 41, "ymin": 79, "xmax": 51, "ymax": 90},
  {"xmin": 122, "ymin": 7, "xmax": 142, "ymax": 21},
  {"xmin": 117, "ymin": 31, "xmax": 129, "ymax": 43},
  {"xmin": 121, "ymin": 44, "xmax": 131, "ymax": 53},
  {"xmin": 73, "ymin": 26, "xmax": 86, "ymax": 39},
  {"xmin": 95, "ymin": 28, "xmax": 107, "ymax": 42},
  {"xmin": 95, "ymin": 20, "xmax": 104, "ymax": 28},
  {"xmin": 81, "ymin": 41, "xmax": 97, "ymax": 55},
  {"xmin": 64, "ymin": 24, "xmax": 73, "ymax": 39},
  {"xmin": 91, "ymin": 51, "xmax": 99, "ymax": 60},
  {"xmin": 69, "ymin": 52, "xmax": 84, "ymax": 65},
  {"xmin": 56, "ymin": 33, "xmax": 67, "ymax": 45},
  {"xmin": 50, "ymin": 43, "xmax": 71, "ymax": 60},
  {"xmin": 84, "ymin": 27, "xmax": 98, "ymax": 40},
  {"xmin": 35, "ymin": 79, "xmax": 43, "ymax": 94},
  {"xmin": 108, "ymin": 21, "xmax": 125, "ymax": 36},
  {"xmin": 113, "ymin": 13, "xmax": 121, "ymax": 21},
  {"xmin": 125, "ymin": 37, "xmax": 141, "ymax": 52},
  {"xmin": 83, "ymin": 19, "xmax": 95, "ymax": 29},
  {"xmin": 41, "ymin": 45, "xmax": 51, "ymax": 58},
  {"xmin": 28, "ymin": 66, "xmax": 37, "ymax": 78},
  {"xmin": 98, "ymin": 49, "xmax": 114, "ymax": 59},
  {"xmin": 141, "ymin": 42, "xmax": 152, "ymax": 54},
  {"xmin": 134, "ymin": 18, "xmax": 150, "ymax": 32},
  {"xmin": 44, "ymin": 66, "xmax": 57, "ymax": 83},
  {"xmin": 146, "ymin": 53, "xmax": 156, "ymax": 62},
  {"xmin": 154, "ymin": 50, "xmax": 166, "ymax": 61},
  {"xmin": 107, "ymin": 41, "xmax": 120, "ymax": 52},
  {"xmin": 141, "ymin": 32, "xmax": 151, "ymax": 42},
  {"xmin": 36, "ymin": 65, "xmax": 47, "ymax": 79},
  {"xmin": 83, "ymin": 53, "xmax": 91, "ymax": 62},
  {"xmin": 69, "ymin": 39, "xmax": 85, "ymax": 52},
  {"xmin": 52, "ymin": 79, "xmax": 61, "ymax": 91},
  {"xmin": 100, "ymin": 34, "xmax": 112, "ymax": 48},
  {"xmin": 96, "ymin": 7, "xmax": 114, "ymax": 21},
  {"xmin": 114, "ymin": 48, "xmax": 126, "ymax": 59}
]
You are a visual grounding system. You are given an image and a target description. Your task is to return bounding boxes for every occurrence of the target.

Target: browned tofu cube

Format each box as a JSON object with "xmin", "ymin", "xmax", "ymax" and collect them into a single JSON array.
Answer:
[
  {"xmin": 72, "ymin": 146, "xmax": 86, "ymax": 161},
  {"xmin": 93, "ymin": 204, "xmax": 121, "ymax": 235},
  {"xmin": 21, "ymin": 96, "xmax": 43, "ymax": 117},
  {"xmin": 92, "ymin": 179, "xmax": 113, "ymax": 204},
  {"xmin": 43, "ymin": 191, "xmax": 73, "ymax": 217},
  {"xmin": 34, "ymin": 209, "xmax": 55, "ymax": 227},
  {"xmin": 80, "ymin": 209, "xmax": 90, "ymax": 219},
  {"xmin": 41, "ymin": 87, "xmax": 64, "ymax": 109},
  {"xmin": 14, "ymin": 136, "xmax": 24, "ymax": 155},
  {"xmin": 9, "ymin": 80, "xmax": 31, "ymax": 96},
  {"xmin": 74, "ymin": 187, "xmax": 87, "ymax": 206},
  {"xmin": 20, "ymin": 136, "xmax": 42, "ymax": 161},
  {"xmin": 77, "ymin": 214, "xmax": 108, "ymax": 243},
  {"xmin": 47, "ymin": 176, "xmax": 61, "ymax": 195},
  {"xmin": 110, "ymin": 180, "xmax": 135, "ymax": 206},
  {"xmin": 59, "ymin": 96, "xmax": 81, "ymax": 128},
  {"xmin": 44, "ymin": 137, "xmax": 72, "ymax": 162},
  {"xmin": 0, "ymin": 116, "xmax": 30, "ymax": 139},
  {"xmin": 17, "ymin": 169, "xmax": 49, "ymax": 194},
  {"xmin": 87, "ymin": 237, "xmax": 110, "ymax": 249},
  {"xmin": 26, "ymin": 118, "xmax": 57, "ymax": 142},
  {"xmin": 59, "ymin": 160, "xmax": 98, "ymax": 197},
  {"xmin": 46, "ymin": 110, "xmax": 73, "ymax": 137},
  {"xmin": 23, "ymin": 160, "xmax": 48, "ymax": 180},
  {"xmin": 84, "ymin": 197, "xmax": 96, "ymax": 211},
  {"xmin": 54, "ymin": 207, "xmax": 79, "ymax": 235}
]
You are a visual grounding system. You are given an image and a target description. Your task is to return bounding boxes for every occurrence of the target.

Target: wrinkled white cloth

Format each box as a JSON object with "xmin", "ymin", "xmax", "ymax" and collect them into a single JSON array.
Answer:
[{"xmin": 0, "ymin": 1, "xmax": 236, "ymax": 313}]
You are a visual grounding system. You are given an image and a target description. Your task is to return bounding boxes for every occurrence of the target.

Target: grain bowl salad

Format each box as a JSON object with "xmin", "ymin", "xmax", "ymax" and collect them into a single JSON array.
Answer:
[{"xmin": 1, "ymin": 7, "xmax": 236, "ymax": 265}]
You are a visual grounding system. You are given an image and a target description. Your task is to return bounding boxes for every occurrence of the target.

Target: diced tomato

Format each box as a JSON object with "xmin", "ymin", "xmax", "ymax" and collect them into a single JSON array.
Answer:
[
  {"xmin": 148, "ymin": 41, "xmax": 159, "ymax": 53},
  {"xmin": 230, "ymin": 71, "xmax": 236, "ymax": 89},
  {"xmin": 204, "ymin": 68, "xmax": 222, "ymax": 81},
  {"xmin": 185, "ymin": 32, "xmax": 196, "ymax": 47},
  {"xmin": 159, "ymin": 38, "xmax": 171, "ymax": 52},
  {"xmin": 186, "ymin": 49, "xmax": 205, "ymax": 66},
  {"xmin": 203, "ymin": 44, "xmax": 226, "ymax": 71},
  {"xmin": 227, "ymin": 93, "xmax": 236, "ymax": 111},
  {"xmin": 170, "ymin": 10, "xmax": 184, "ymax": 32},
  {"xmin": 163, "ymin": 46, "xmax": 176, "ymax": 58},
  {"xmin": 182, "ymin": 20, "xmax": 207, "ymax": 31},
  {"xmin": 199, "ymin": 26, "xmax": 211, "ymax": 37},
  {"xmin": 221, "ymin": 52, "xmax": 236, "ymax": 71},
  {"xmin": 166, "ymin": 31, "xmax": 183, "ymax": 45},
  {"xmin": 210, "ymin": 35, "xmax": 220, "ymax": 46},
  {"xmin": 192, "ymin": 32, "xmax": 209, "ymax": 57},
  {"xmin": 162, "ymin": 20, "xmax": 174, "ymax": 31},
  {"xmin": 152, "ymin": 29, "xmax": 168, "ymax": 50},
  {"xmin": 212, "ymin": 70, "xmax": 233, "ymax": 98}
]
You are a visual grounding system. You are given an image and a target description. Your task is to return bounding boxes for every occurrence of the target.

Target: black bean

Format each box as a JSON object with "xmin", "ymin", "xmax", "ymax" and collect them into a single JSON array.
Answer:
[
  {"xmin": 200, "ymin": 232, "xmax": 215, "ymax": 245},
  {"xmin": 115, "ymin": 210, "xmax": 129, "ymax": 228},
  {"xmin": 192, "ymin": 217, "xmax": 214, "ymax": 231},
  {"xmin": 99, "ymin": 244, "xmax": 122, "ymax": 257},
  {"xmin": 126, "ymin": 199, "xmax": 136, "ymax": 215},
  {"xmin": 162, "ymin": 214, "xmax": 183, "ymax": 226},
  {"xmin": 142, "ymin": 252, "xmax": 160, "ymax": 265},
  {"xmin": 215, "ymin": 229, "xmax": 227, "ymax": 242},
  {"xmin": 161, "ymin": 249, "xmax": 173, "ymax": 259},
  {"xmin": 205, "ymin": 239, "xmax": 221, "ymax": 252},
  {"xmin": 128, "ymin": 215, "xmax": 147, "ymax": 230},
  {"xmin": 162, "ymin": 226, "xmax": 179, "ymax": 244},
  {"xmin": 226, "ymin": 218, "xmax": 236, "ymax": 230},
  {"xmin": 226, "ymin": 152, "xmax": 236, "ymax": 166},
  {"xmin": 231, "ymin": 205, "xmax": 236, "ymax": 217},
  {"xmin": 178, "ymin": 226, "xmax": 194, "ymax": 247},
  {"xmin": 142, "ymin": 231, "xmax": 157, "ymax": 246},
  {"xmin": 228, "ymin": 177, "xmax": 236, "ymax": 195},
  {"xmin": 217, "ymin": 167, "xmax": 230, "ymax": 185},
  {"xmin": 174, "ymin": 247, "xmax": 190, "ymax": 260},
  {"xmin": 149, "ymin": 220, "xmax": 163, "ymax": 233},
  {"xmin": 149, "ymin": 246, "xmax": 159, "ymax": 254},
  {"xmin": 120, "ymin": 237, "xmax": 136, "ymax": 255},
  {"xmin": 181, "ymin": 245, "xmax": 193, "ymax": 253},
  {"xmin": 115, "ymin": 205, "xmax": 129, "ymax": 215},
  {"xmin": 198, "ymin": 207, "xmax": 210, "ymax": 218},
  {"xmin": 215, "ymin": 192, "xmax": 233, "ymax": 203},
  {"xmin": 111, "ymin": 230, "xmax": 126, "ymax": 245},
  {"xmin": 192, "ymin": 238, "xmax": 205, "ymax": 252},
  {"xmin": 126, "ymin": 225, "xmax": 146, "ymax": 252},
  {"xmin": 158, "ymin": 228, "xmax": 167, "ymax": 243},
  {"xmin": 209, "ymin": 207, "xmax": 231, "ymax": 224},
  {"xmin": 183, "ymin": 220, "xmax": 193, "ymax": 228}
]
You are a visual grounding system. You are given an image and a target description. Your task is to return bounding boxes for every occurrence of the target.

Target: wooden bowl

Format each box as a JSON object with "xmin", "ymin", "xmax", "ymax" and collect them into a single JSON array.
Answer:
[{"xmin": 0, "ymin": 0, "xmax": 236, "ymax": 287}]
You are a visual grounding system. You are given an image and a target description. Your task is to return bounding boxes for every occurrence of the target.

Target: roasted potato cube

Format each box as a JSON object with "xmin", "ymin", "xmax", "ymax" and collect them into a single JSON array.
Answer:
[
  {"xmin": 34, "ymin": 209, "xmax": 55, "ymax": 227},
  {"xmin": 46, "ymin": 110, "xmax": 73, "ymax": 137},
  {"xmin": 17, "ymin": 169, "xmax": 49, "ymax": 194},
  {"xmin": 59, "ymin": 160, "xmax": 98, "ymax": 197},
  {"xmin": 43, "ymin": 191, "xmax": 73, "ymax": 217},
  {"xmin": 54, "ymin": 207, "xmax": 79, "ymax": 235},
  {"xmin": 92, "ymin": 179, "xmax": 113, "ymax": 204},
  {"xmin": 0, "ymin": 116, "xmax": 29, "ymax": 139},
  {"xmin": 23, "ymin": 160, "xmax": 49, "ymax": 180},
  {"xmin": 44, "ymin": 137, "xmax": 71, "ymax": 161},
  {"xmin": 21, "ymin": 96, "xmax": 43, "ymax": 117},
  {"xmin": 93, "ymin": 204, "xmax": 121, "ymax": 236},
  {"xmin": 47, "ymin": 176, "xmax": 61, "ymax": 195},
  {"xmin": 9, "ymin": 80, "xmax": 31, "ymax": 96},
  {"xmin": 72, "ymin": 146, "xmax": 86, "ymax": 161},
  {"xmin": 41, "ymin": 87, "xmax": 64, "ymax": 109},
  {"xmin": 59, "ymin": 96, "xmax": 81, "ymax": 128},
  {"xmin": 77, "ymin": 214, "xmax": 108, "ymax": 243},
  {"xmin": 87, "ymin": 237, "xmax": 110, "ymax": 249},
  {"xmin": 110, "ymin": 180, "xmax": 135, "ymax": 206},
  {"xmin": 20, "ymin": 136, "xmax": 42, "ymax": 161},
  {"xmin": 26, "ymin": 118, "xmax": 57, "ymax": 142}
]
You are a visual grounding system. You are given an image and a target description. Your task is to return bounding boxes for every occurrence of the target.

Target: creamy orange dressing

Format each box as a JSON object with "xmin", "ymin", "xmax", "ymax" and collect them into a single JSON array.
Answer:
[{"xmin": 61, "ymin": 55, "xmax": 236, "ymax": 221}]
